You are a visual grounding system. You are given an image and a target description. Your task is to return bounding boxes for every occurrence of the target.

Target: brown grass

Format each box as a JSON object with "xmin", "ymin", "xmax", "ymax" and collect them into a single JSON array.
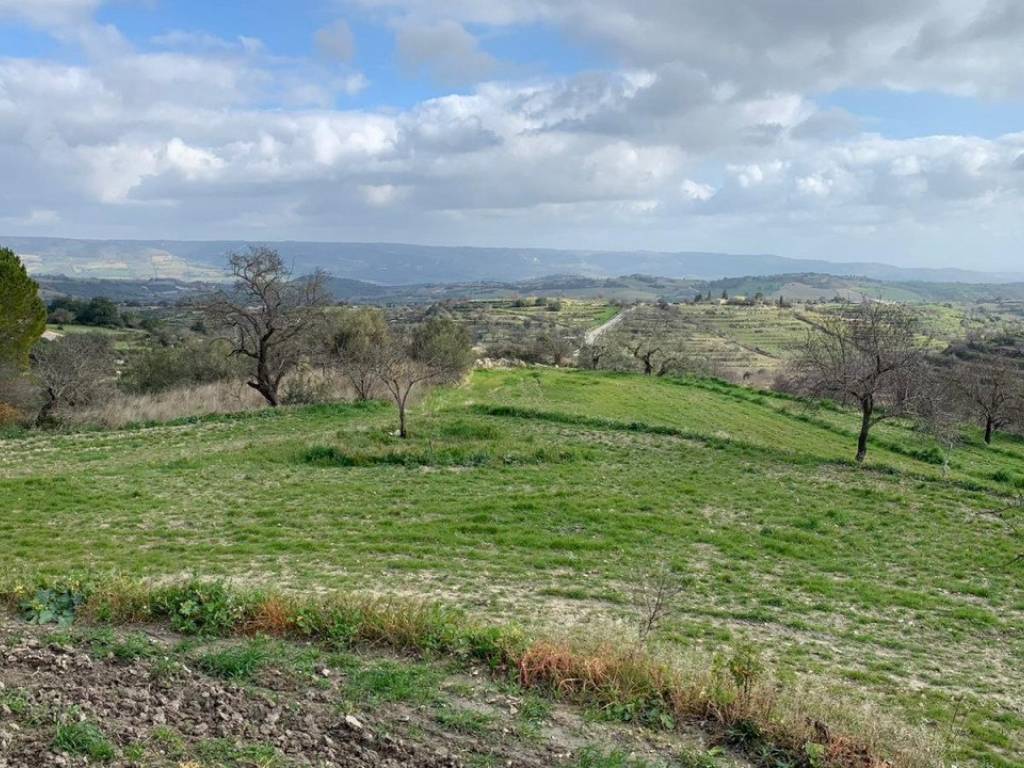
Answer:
[{"xmin": 63, "ymin": 380, "xmax": 267, "ymax": 428}]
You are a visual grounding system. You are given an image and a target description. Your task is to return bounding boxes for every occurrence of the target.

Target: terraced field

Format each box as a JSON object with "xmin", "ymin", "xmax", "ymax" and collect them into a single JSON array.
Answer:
[
  {"xmin": 2, "ymin": 368, "xmax": 1022, "ymax": 765},
  {"xmin": 390, "ymin": 299, "xmax": 619, "ymax": 354}
]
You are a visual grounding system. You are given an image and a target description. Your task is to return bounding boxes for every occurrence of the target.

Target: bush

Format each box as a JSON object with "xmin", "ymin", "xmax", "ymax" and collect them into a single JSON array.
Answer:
[
  {"xmin": 150, "ymin": 581, "xmax": 244, "ymax": 636},
  {"xmin": 121, "ymin": 339, "xmax": 245, "ymax": 394}
]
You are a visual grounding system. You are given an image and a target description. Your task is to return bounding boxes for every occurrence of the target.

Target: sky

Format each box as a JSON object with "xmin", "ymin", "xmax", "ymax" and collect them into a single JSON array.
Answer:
[{"xmin": 1, "ymin": 1, "xmax": 1023, "ymax": 270}]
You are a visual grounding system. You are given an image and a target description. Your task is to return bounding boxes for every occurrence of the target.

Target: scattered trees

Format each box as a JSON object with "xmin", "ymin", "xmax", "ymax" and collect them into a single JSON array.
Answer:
[
  {"xmin": 373, "ymin": 316, "xmax": 473, "ymax": 437},
  {"xmin": 203, "ymin": 247, "xmax": 329, "ymax": 407},
  {"xmin": 792, "ymin": 303, "xmax": 929, "ymax": 462},
  {"xmin": 0, "ymin": 246, "xmax": 47, "ymax": 369}
]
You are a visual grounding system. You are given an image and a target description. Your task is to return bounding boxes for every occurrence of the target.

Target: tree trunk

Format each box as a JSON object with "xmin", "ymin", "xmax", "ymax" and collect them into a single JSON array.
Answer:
[
  {"xmin": 398, "ymin": 402, "xmax": 407, "ymax": 438},
  {"xmin": 35, "ymin": 389, "xmax": 57, "ymax": 426},
  {"xmin": 984, "ymin": 416, "xmax": 994, "ymax": 445},
  {"xmin": 248, "ymin": 378, "xmax": 279, "ymax": 407},
  {"xmin": 856, "ymin": 398, "xmax": 872, "ymax": 463}
]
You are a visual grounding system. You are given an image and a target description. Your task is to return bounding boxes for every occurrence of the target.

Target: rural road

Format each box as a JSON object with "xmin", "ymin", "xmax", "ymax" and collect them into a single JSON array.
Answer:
[{"xmin": 583, "ymin": 306, "xmax": 633, "ymax": 346}]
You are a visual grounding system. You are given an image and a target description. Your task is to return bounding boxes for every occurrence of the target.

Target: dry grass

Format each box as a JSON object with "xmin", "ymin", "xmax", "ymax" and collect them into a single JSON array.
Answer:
[
  {"xmin": 62, "ymin": 380, "xmax": 267, "ymax": 428},
  {"xmin": 1, "ymin": 575, "xmax": 942, "ymax": 768}
]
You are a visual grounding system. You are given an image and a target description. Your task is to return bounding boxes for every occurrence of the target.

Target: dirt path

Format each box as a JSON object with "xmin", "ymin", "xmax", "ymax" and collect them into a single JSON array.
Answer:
[{"xmin": 583, "ymin": 306, "xmax": 634, "ymax": 347}]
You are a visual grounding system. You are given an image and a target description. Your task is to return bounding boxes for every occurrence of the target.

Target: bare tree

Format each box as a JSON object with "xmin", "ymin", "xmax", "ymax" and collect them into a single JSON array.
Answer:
[
  {"xmin": 630, "ymin": 560, "xmax": 686, "ymax": 645},
  {"xmin": 792, "ymin": 303, "xmax": 930, "ymax": 462},
  {"xmin": 950, "ymin": 358, "xmax": 1022, "ymax": 445},
  {"xmin": 328, "ymin": 307, "xmax": 389, "ymax": 401},
  {"xmin": 628, "ymin": 339, "xmax": 661, "ymax": 376},
  {"xmin": 203, "ymin": 247, "xmax": 328, "ymax": 407},
  {"xmin": 31, "ymin": 334, "xmax": 116, "ymax": 425},
  {"xmin": 374, "ymin": 316, "xmax": 473, "ymax": 438}
]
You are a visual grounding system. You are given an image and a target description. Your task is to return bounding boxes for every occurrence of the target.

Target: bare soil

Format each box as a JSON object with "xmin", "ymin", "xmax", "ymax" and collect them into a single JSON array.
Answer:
[{"xmin": 0, "ymin": 617, "xmax": 738, "ymax": 768}]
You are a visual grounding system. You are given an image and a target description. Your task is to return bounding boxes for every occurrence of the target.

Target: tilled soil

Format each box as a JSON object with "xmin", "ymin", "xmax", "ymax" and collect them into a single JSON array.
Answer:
[
  {"xmin": 0, "ymin": 634, "xmax": 460, "ymax": 767},
  {"xmin": 0, "ymin": 619, "xmax": 735, "ymax": 768}
]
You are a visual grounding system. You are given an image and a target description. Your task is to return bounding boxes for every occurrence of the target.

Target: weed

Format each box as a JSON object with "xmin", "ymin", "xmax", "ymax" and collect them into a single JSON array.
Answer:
[
  {"xmin": 53, "ymin": 720, "xmax": 116, "ymax": 762},
  {"xmin": 434, "ymin": 706, "xmax": 494, "ymax": 734},
  {"xmin": 197, "ymin": 640, "xmax": 271, "ymax": 681},
  {"xmin": 20, "ymin": 583, "xmax": 86, "ymax": 627}
]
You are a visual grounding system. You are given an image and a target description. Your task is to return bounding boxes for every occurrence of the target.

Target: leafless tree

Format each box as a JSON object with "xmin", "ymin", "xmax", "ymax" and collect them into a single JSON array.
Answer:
[
  {"xmin": 628, "ymin": 339, "xmax": 661, "ymax": 376},
  {"xmin": 373, "ymin": 316, "xmax": 473, "ymax": 438},
  {"xmin": 949, "ymin": 358, "xmax": 1022, "ymax": 444},
  {"xmin": 203, "ymin": 247, "xmax": 329, "ymax": 407},
  {"xmin": 792, "ymin": 303, "xmax": 930, "ymax": 462},
  {"xmin": 31, "ymin": 334, "xmax": 116, "ymax": 425},
  {"xmin": 630, "ymin": 560, "xmax": 686, "ymax": 645},
  {"xmin": 327, "ymin": 307, "xmax": 389, "ymax": 401}
]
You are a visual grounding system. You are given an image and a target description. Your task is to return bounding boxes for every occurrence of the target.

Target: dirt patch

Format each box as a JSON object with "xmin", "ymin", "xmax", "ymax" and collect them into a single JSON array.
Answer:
[{"xmin": 0, "ymin": 618, "xmax": 740, "ymax": 768}]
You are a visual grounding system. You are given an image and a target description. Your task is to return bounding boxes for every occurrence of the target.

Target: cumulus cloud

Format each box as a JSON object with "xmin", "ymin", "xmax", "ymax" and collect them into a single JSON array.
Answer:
[{"xmin": 0, "ymin": 0, "xmax": 1022, "ymax": 268}]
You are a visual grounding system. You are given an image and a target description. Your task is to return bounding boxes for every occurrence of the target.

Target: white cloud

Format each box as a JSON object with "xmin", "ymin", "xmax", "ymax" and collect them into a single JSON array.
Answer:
[{"xmin": 1, "ymin": 0, "xmax": 1023, "ymax": 269}]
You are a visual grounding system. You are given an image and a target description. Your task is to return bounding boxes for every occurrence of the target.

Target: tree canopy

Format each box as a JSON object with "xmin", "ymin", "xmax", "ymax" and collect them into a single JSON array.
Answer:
[{"xmin": 0, "ymin": 246, "xmax": 47, "ymax": 369}]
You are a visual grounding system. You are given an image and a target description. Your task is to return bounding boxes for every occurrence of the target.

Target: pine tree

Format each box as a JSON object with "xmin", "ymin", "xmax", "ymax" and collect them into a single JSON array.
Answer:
[{"xmin": 0, "ymin": 246, "xmax": 47, "ymax": 369}]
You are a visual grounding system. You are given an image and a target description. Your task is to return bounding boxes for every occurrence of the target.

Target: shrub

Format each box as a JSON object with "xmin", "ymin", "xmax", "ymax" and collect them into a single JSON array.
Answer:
[
  {"xmin": 121, "ymin": 339, "xmax": 244, "ymax": 394},
  {"xmin": 150, "ymin": 581, "xmax": 244, "ymax": 635}
]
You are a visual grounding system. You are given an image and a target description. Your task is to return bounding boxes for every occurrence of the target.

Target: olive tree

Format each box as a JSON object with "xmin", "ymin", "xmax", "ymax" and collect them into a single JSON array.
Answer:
[
  {"xmin": 793, "ymin": 303, "xmax": 930, "ymax": 463},
  {"xmin": 203, "ymin": 247, "xmax": 329, "ymax": 406},
  {"xmin": 373, "ymin": 316, "xmax": 473, "ymax": 438},
  {"xmin": 327, "ymin": 307, "xmax": 389, "ymax": 401}
]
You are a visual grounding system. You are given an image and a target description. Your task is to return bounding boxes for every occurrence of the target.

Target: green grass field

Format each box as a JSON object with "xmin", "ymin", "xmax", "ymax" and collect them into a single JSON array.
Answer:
[{"xmin": 2, "ymin": 368, "xmax": 1023, "ymax": 765}]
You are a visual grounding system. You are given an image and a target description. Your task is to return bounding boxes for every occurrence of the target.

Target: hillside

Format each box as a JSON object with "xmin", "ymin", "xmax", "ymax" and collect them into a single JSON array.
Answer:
[
  {"xmin": 9, "ymin": 236, "xmax": 1023, "ymax": 284},
  {"xmin": 34, "ymin": 270, "xmax": 1024, "ymax": 309},
  {"xmin": 2, "ymin": 368, "xmax": 1022, "ymax": 766}
]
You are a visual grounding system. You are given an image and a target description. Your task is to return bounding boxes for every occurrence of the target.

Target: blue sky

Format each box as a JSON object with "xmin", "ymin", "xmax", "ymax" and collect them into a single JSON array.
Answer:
[{"xmin": 0, "ymin": 0, "xmax": 1022, "ymax": 270}]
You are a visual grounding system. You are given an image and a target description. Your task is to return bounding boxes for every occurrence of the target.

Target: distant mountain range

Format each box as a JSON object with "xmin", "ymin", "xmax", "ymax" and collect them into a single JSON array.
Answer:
[
  {"xmin": 6, "ymin": 236, "xmax": 1023, "ymax": 285},
  {"xmin": 33, "ymin": 271, "xmax": 1024, "ymax": 308}
]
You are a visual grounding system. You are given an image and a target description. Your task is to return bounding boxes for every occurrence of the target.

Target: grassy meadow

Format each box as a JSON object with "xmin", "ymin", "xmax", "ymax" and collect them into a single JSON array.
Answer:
[{"xmin": 2, "ymin": 368, "xmax": 1023, "ymax": 765}]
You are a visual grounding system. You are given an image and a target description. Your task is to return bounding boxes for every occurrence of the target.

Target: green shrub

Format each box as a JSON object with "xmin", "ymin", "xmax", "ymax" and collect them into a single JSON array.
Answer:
[
  {"xmin": 20, "ymin": 584, "xmax": 87, "ymax": 627},
  {"xmin": 150, "ymin": 581, "xmax": 243, "ymax": 635}
]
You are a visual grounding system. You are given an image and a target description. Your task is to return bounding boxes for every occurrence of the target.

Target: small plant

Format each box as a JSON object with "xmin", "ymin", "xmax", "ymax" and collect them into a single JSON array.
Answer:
[
  {"xmin": 86, "ymin": 628, "xmax": 157, "ymax": 662},
  {"xmin": 197, "ymin": 640, "xmax": 271, "ymax": 681},
  {"xmin": 20, "ymin": 584, "xmax": 86, "ymax": 627},
  {"xmin": 154, "ymin": 581, "xmax": 239, "ymax": 635},
  {"xmin": 574, "ymin": 746, "xmax": 657, "ymax": 768},
  {"xmin": 0, "ymin": 687, "xmax": 30, "ymax": 716},
  {"xmin": 727, "ymin": 642, "xmax": 763, "ymax": 700},
  {"xmin": 53, "ymin": 720, "xmax": 116, "ymax": 761},
  {"xmin": 434, "ymin": 705, "xmax": 494, "ymax": 734}
]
